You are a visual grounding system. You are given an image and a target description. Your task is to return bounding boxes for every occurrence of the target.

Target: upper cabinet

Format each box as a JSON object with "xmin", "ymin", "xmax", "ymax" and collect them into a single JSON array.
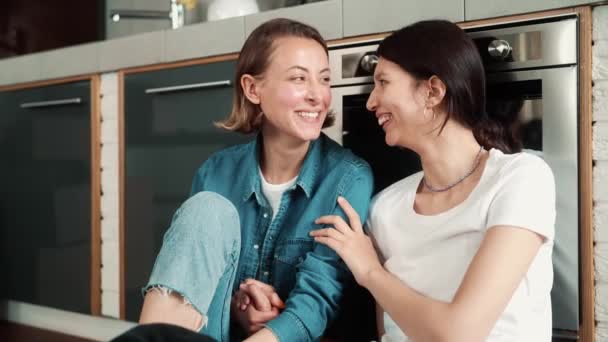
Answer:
[
  {"xmin": 123, "ymin": 60, "xmax": 249, "ymax": 321},
  {"xmin": 245, "ymin": 0, "xmax": 343, "ymax": 40},
  {"xmin": 0, "ymin": 80, "xmax": 96, "ymax": 315},
  {"xmin": 343, "ymin": 0, "xmax": 465, "ymax": 38},
  {"xmin": 465, "ymin": 0, "xmax": 596, "ymax": 20}
]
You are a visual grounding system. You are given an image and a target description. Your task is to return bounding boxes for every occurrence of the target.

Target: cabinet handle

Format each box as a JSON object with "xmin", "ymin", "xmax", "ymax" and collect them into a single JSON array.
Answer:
[
  {"xmin": 145, "ymin": 80, "xmax": 232, "ymax": 94},
  {"xmin": 20, "ymin": 98, "xmax": 82, "ymax": 109}
]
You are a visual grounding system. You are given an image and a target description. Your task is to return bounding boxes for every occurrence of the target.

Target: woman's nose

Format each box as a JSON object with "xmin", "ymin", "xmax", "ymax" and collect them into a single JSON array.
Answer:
[
  {"xmin": 307, "ymin": 81, "xmax": 323, "ymax": 103},
  {"xmin": 366, "ymin": 89, "xmax": 377, "ymax": 111}
]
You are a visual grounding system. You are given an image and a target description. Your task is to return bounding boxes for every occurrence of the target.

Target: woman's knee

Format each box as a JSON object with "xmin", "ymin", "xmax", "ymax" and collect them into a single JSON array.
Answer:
[{"xmin": 168, "ymin": 191, "xmax": 240, "ymax": 243}]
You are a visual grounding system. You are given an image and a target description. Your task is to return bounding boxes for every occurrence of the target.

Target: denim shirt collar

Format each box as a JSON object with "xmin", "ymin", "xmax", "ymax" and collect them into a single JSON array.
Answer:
[{"xmin": 242, "ymin": 134, "xmax": 322, "ymax": 203}]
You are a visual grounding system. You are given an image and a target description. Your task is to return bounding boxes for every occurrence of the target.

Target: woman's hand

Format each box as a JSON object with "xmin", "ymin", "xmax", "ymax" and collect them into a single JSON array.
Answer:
[
  {"xmin": 231, "ymin": 279, "xmax": 285, "ymax": 335},
  {"xmin": 310, "ymin": 196, "xmax": 383, "ymax": 287}
]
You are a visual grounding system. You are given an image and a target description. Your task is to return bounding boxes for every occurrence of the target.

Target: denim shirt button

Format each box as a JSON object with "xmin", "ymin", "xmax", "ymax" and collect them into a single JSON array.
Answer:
[
  {"xmin": 253, "ymin": 244, "xmax": 259, "ymax": 249},
  {"xmin": 263, "ymin": 213, "xmax": 269, "ymax": 218},
  {"xmin": 263, "ymin": 271, "xmax": 269, "ymax": 276}
]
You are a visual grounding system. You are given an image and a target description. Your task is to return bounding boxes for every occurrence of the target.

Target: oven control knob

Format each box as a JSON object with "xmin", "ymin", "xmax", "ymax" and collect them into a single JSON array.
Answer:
[
  {"xmin": 360, "ymin": 54, "xmax": 378, "ymax": 73},
  {"xmin": 488, "ymin": 39, "xmax": 512, "ymax": 60}
]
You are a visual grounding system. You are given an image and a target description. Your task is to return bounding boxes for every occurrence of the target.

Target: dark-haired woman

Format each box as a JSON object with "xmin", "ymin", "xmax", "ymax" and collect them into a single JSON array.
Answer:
[
  {"xmin": 134, "ymin": 18, "xmax": 374, "ymax": 342},
  {"xmin": 311, "ymin": 20, "xmax": 555, "ymax": 342}
]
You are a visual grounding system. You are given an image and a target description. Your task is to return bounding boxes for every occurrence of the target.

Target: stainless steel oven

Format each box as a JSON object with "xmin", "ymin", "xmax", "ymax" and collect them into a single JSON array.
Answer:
[{"xmin": 325, "ymin": 15, "xmax": 580, "ymax": 340}]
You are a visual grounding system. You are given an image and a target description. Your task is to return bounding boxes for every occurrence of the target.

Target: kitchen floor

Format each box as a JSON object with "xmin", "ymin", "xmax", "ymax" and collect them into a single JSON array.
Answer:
[{"xmin": 0, "ymin": 320, "xmax": 95, "ymax": 342}]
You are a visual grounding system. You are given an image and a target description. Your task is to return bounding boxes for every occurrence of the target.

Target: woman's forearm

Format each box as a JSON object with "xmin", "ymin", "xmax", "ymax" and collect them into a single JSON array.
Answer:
[{"xmin": 364, "ymin": 268, "xmax": 462, "ymax": 342}]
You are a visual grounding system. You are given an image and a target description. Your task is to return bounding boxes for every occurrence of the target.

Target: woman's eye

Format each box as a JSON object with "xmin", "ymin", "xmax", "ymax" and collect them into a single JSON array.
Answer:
[
  {"xmin": 291, "ymin": 76, "xmax": 306, "ymax": 82},
  {"xmin": 378, "ymin": 79, "xmax": 387, "ymax": 86},
  {"xmin": 322, "ymin": 76, "xmax": 331, "ymax": 83}
]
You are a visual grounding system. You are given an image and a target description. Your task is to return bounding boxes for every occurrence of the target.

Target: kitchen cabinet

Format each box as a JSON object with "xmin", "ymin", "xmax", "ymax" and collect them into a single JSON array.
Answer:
[
  {"xmin": 244, "ymin": 0, "xmax": 343, "ymax": 40},
  {"xmin": 123, "ymin": 60, "xmax": 248, "ymax": 321},
  {"xmin": 0, "ymin": 80, "xmax": 94, "ymax": 315},
  {"xmin": 342, "ymin": 0, "xmax": 464, "ymax": 38},
  {"xmin": 464, "ymin": 0, "xmax": 597, "ymax": 20}
]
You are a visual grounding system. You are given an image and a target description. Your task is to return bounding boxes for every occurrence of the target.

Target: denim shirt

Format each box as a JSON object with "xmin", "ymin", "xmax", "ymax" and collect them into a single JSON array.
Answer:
[{"xmin": 190, "ymin": 133, "xmax": 374, "ymax": 342}]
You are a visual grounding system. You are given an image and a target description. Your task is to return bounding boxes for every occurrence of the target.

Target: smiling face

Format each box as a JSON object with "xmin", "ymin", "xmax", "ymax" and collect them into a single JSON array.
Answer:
[
  {"xmin": 366, "ymin": 57, "xmax": 432, "ymax": 150},
  {"xmin": 253, "ymin": 36, "xmax": 332, "ymax": 143}
]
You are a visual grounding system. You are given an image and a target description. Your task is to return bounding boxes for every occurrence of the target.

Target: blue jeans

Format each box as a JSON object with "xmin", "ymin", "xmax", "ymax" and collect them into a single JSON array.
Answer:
[{"xmin": 145, "ymin": 191, "xmax": 241, "ymax": 342}]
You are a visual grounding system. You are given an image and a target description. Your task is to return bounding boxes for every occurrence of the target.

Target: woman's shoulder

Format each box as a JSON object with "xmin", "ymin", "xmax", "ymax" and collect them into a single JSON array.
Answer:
[
  {"xmin": 319, "ymin": 134, "xmax": 372, "ymax": 174},
  {"xmin": 488, "ymin": 148, "xmax": 554, "ymax": 180},
  {"xmin": 195, "ymin": 140, "xmax": 255, "ymax": 175}
]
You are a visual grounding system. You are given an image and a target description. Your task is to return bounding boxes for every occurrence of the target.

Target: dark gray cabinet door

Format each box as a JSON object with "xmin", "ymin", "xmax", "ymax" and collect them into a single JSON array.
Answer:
[
  {"xmin": 0, "ymin": 81, "xmax": 92, "ymax": 314},
  {"xmin": 124, "ymin": 60, "xmax": 249, "ymax": 321}
]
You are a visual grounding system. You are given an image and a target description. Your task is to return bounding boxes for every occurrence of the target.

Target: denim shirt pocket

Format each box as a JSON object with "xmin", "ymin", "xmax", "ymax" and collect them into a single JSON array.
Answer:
[{"xmin": 272, "ymin": 238, "xmax": 315, "ymax": 299}]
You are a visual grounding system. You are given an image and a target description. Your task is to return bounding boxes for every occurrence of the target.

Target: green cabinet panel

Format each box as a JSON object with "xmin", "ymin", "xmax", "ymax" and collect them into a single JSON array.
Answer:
[
  {"xmin": 124, "ymin": 60, "xmax": 249, "ymax": 321},
  {"xmin": 0, "ymin": 81, "xmax": 92, "ymax": 314}
]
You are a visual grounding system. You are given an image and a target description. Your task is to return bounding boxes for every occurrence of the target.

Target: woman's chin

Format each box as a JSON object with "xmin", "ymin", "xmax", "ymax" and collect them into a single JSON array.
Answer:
[
  {"xmin": 294, "ymin": 127, "xmax": 322, "ymax": 142},
  {"xmin": 302, "ymin": 131, "xmax": 322, "ymax": 142},
  {"xmin": 384, "ymin": 134, "xmax": 398, "ymax": 147}
]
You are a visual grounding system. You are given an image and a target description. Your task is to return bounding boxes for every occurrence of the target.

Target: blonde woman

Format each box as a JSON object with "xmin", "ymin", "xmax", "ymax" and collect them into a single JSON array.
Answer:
[{"xmin": 135, "ymin": 18, "xmax": 374, "ymax": 342}]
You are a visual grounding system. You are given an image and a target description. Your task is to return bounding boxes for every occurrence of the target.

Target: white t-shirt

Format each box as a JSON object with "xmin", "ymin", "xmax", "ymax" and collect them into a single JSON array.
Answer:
[
  {"xmin": 259, "ymin": 168, "xmax": 298, "ymax": 220},
  {"xmin": 367, "ymin": 149, "xmax": 556, "ymax": 342}
]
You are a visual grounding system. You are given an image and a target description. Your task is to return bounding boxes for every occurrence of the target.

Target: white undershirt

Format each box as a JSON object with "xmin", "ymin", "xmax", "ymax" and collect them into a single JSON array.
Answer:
[
  {"xmin": 368, "ymin": 149, "xmax": 556, "ymax": 342},
  {"xmin": 259, "ymin": 168, "xmax": 298, "ymax": 220}
]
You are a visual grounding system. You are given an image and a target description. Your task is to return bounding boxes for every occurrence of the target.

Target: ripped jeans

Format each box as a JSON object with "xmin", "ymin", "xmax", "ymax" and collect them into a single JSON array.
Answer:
[{"xmin": 143, "ymin": 191, "xmax": 241, "ymax": 342}]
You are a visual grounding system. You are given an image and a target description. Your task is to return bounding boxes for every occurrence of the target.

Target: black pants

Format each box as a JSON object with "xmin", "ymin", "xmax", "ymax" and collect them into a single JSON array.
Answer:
[{"xmin": 111, "ymin": 324, "xmax": 217, "ymax": 342}]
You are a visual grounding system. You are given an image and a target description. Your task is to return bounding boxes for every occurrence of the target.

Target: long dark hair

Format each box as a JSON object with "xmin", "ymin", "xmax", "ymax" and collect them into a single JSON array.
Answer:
[{"xmin": 377, "ymin": 20, "xmax": 520, "ymax": 153}]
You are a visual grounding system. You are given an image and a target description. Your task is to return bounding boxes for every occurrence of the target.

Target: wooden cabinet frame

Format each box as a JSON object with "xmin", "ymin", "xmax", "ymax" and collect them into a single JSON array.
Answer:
[{"xmin": 0, "ymin": 74, "xmax": 102, "ymax": 316}]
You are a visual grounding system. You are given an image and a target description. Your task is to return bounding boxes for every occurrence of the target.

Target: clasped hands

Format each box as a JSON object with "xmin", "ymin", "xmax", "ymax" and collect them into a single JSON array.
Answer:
[{"xmin": 231, "ymin": 279, "xmax": 285, "ymax": 335}]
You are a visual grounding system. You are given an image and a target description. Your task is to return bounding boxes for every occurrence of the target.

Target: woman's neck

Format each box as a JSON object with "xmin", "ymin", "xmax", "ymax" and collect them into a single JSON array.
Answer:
[
  {"xmin": 259, "ymin": 129, "xmax": 310, "ymax": 185},
  {"xmin": 417, "ymin": 121, "xmax": 483, "ymax": 191}
]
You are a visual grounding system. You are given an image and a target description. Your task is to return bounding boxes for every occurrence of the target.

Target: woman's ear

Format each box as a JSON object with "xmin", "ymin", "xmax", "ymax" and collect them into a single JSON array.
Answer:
[
  {"xmin": 241, "ymin": 74, "xmax": 261, "ymax": 105},
  {"xmin": 427, "ymin": 75, "xmax": 446, "ymax": 108}
]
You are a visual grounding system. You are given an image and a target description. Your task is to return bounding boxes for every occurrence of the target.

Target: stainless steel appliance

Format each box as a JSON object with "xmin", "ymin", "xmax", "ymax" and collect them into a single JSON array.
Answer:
[{"xmin": 324, "ymin": 15, "xmax": 580, "ymax": 339}]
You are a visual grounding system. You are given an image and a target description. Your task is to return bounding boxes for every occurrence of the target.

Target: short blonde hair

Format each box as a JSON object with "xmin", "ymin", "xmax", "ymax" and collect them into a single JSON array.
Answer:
[{"xmin": 215, "ymin": 18, "xmax": 335, "ymax": 134}]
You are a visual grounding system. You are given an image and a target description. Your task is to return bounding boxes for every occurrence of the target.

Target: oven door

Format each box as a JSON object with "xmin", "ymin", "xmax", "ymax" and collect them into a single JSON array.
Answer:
[
  {"xmin": 486, "ymin": 66, "xmax": 579, "ymax": 336},
  {"xmin": 327, "ymin": 85, "xmax": 422, "ymax": 194}
]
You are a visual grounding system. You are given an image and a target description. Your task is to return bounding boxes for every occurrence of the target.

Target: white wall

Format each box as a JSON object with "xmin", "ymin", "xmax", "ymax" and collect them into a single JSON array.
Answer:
[
  {"xmin": 593, "ymin": 6, "xmax": 608, "ymax": 341},
  {"xmin": 100, "ymin": 73, "xmax": 122, "ymax": 318}
]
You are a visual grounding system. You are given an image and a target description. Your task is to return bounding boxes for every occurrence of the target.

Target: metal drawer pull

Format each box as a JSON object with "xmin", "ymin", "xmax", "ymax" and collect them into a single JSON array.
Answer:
[
  {"xmin": 145, "ymin": 80, "xmax": 232, "ymax": 94},
  {"xmin": 20, "ymin": 98, "xmax": 82, "ymax": 109}
]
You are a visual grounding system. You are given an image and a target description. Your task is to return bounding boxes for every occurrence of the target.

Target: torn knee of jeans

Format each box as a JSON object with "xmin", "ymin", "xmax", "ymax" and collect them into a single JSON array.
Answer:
[
  {"xmin": 146, "ymin": 285, "xmax": 173, "ymax": 298},
  {"xmin": 144, "ymin": 285, "xmax": 207, "ymax": 331}
]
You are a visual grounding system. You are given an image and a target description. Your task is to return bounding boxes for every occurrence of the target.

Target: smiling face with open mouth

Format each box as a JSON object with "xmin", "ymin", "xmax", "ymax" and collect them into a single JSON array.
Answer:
[
  {"xmin": 366, "ymin": 57, "xmax": 433, "ymax": 150},
  {"xmin": 254, "ymin": 36, "xmax": 332, "ymax": 144}
]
